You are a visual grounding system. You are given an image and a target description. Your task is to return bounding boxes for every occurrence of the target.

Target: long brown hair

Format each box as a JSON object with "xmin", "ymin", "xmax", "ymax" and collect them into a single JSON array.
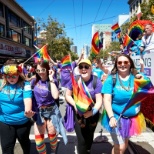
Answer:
[
  {"xmin": 34, "ymin": 61, "xmax": 50, "ymax": 85},
  {"xmin": 111, "ymin": 54, "xmax": 137, "ymax": 75}
]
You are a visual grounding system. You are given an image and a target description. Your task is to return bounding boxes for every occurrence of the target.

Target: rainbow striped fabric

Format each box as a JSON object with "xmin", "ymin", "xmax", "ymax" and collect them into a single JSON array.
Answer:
[
  {"xmin": 61, "ymin": 54, "xmax": 72, "ymax": 70},
  {"xmin": 91, "ymin": 32, "xmax": 102, "ymax": 57},
  {"xmin": 129, "ymin": 21, "xmax": 144, "ymax": 38},
  {"xmin": 71, "ymin": 75, "xmax": 94, "ymax": 115},
  {"xmin": 121, "ymin": 78, "xmax": 154, "ymax": 115},
  {"xmin": 123, "ymin": 34, "xmax": 134, "ymax": 50},
  {"xmin": 33, "ymin": 44, "xmax": 50, "ymax": 63},
  {"xmin": 111, "ymin": 23, "xmax": 121, "ymax": 34}
]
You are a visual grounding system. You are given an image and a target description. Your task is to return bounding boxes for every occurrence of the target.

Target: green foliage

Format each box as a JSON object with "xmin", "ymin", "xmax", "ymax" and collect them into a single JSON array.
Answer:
[{"xmin": 37, "ymin": 16, "xmax": 78, "ymax": 61}]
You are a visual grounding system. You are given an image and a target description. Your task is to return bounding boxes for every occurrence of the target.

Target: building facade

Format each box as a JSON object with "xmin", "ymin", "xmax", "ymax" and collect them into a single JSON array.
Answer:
[
  {"xmin": 92, "ymin": 24, "xmax": 112, "ymax": 50},
  {"xmin": 82, "ymin": 44, "xmax": 90, "ymax": 58},
  {"xmin": 0, "ymin": 0, "xmax": 36, "ymax": 65},
  {"xmin": 128, "ymin": 0, "xmax": 149, "ymax": 18},
  {"xmin": 71, "ymin": 45, "xmax": 77, "ymax": 54}
]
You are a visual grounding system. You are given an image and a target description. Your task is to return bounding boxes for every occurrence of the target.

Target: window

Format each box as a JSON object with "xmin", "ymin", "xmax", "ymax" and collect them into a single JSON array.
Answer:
[
  {"xmin": 24, "ymin": 37, "xmax": 32, "ymax": 47},
  {"xmin": 0, "ymin": 24, "xmax": 5, "ymax": 37},
  {"xmin": 23, "ymin": 21, "xmax": 32, "ymax": 35},
  {"xmin": 0, "ymin": 2, "xmax": 4, "ymax": 17},
  {"xmin": 9, "ymin": 29, "xmax": 21, "ymax": 43},
  {"xmin": 8, "ymin": 10, "xmax": 20, "ymax": 27}
]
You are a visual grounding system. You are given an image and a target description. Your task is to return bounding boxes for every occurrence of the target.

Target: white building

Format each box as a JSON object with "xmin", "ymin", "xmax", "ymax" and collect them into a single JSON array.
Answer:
[
  {"xmin": 92, "ymin": 24, "xmax": 112, "ymax": 50},
  {"xmin": 83, "ymin": 44, "xmax": 90, "ymax": 58},
  {"xmin": 71, "ymin": 45, "xmax": 77, "ymax": 54},
  {"xmin": 128, "ymin": 0, "xmax": 149, "ymax": 18}
]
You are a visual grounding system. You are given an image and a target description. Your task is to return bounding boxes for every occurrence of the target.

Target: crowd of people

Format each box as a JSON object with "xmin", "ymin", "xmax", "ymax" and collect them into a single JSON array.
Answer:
[{"xmin": 0, "ymin": 24, "xmax": 153, "ymax": 154}]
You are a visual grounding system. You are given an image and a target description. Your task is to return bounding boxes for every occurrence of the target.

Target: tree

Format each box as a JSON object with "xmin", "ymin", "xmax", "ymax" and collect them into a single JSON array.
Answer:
[{"xmin": 38, "ymin": 16, "xmax": 78, "ymax": 61}]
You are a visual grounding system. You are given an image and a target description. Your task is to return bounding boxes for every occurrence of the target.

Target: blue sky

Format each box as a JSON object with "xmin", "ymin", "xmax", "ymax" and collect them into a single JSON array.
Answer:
[{"xmin": 16, "ymin": 0, "xmax": 129, "ymax": 55}]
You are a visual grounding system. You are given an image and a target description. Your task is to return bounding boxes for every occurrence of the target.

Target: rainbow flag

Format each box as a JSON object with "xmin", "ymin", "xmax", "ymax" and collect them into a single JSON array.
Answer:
[
  {"xmin": 61, "ymin": 55, "xmax": 72, "ymax": 70},
  {"xmin": 71, "ymin": 75, "xmax": 93, "ymax": 115},
  {"xmin": 111, "ymin": 23, "xmax": 121, "ymax": 34},
  {"xmin": 91, "ymin": 32, "xmax": 102, "ymax": 56},
  {"xmin": 123, "ymin": 34, "xmax": 134, "ymax": 50},
  {"xmin": 117, "ymin": 32, "xmax": 121, "ymax": 39},
  {"xmin": 129, "ymin": 21, "xmax": 144, "ymax": 38},
  {"xmin": 121, "ymin": 78, "xmax": 154, "ymax": 115},
  {"xmin": 33, "ymin": 44, "xmax": 50, "ymax": 62}
]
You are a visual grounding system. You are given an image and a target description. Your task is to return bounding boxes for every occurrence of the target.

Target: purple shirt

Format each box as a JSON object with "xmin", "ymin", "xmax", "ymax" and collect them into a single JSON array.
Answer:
[
  {"xmin": 67, "ymin": 75, "xmax": 102, "ymax": 101},
  {"xmin": 58, "ymin": 62, "xmax": 77, "ymax": 88},
  {"xmin": 33, "ymin": 80, "xmax": 55, "ymax": 108}
]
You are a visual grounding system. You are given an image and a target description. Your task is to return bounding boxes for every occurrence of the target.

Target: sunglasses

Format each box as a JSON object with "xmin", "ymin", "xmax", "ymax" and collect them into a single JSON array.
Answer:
[
  {"xmin": 79, "ymin": 65, "xmax": 90, "ymax": 70},
  {"xmin": 117, "ymin": 61, "xmax": 130, "ymax": 65},
  {"xmin": 6, "ymin": 75, "xmax": 18, "ymax": 79},
  {"xmin": 35, "ymin": 68, "xmax": 46, "ymax": 73}
]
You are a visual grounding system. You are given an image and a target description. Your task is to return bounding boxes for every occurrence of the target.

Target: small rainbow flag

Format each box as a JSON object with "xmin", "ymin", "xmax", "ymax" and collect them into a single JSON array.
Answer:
[
  {"xmin": 61, "ymin": 54, "xmax": 72, "ymax": 70},
  {"xmin": 121, "ymin": 78, "xmax": 154, "ymax": 116},
  {"xmin": 117, "ymin": 32, "xmax": 121, "ymax": 39},
  {"xmin": 111, "ymin": 23, "xmax": 121, "ymax": 34},
  {"xmin": 71, "ymin": 75, "xmax": 93, "ymax": 115},
  {"xmin": 123, "ymin": 34, "xmax": 134, "ymax": 50},
  {"xmin": 91, "ymin": 32, "xmax": 102, "ymax": 56},
  {"xmin": 33, "ymin": 44, "xmax": 50, "ymax": 62}
]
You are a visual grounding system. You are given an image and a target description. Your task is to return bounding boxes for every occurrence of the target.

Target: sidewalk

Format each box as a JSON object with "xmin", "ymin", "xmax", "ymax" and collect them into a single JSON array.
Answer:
[{"xmin": 1, "ymin": 132, "xmax": 154, "ymax": 154}]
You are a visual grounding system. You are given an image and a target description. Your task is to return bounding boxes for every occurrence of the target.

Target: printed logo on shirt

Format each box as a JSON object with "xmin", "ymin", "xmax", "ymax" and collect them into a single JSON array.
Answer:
[{"xmin": 24, "ymin": 85, "xmax": 31, "ymax": 91}]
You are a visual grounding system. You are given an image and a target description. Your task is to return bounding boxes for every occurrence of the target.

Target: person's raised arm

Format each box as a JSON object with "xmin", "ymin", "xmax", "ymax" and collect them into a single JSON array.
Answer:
[{"xmin": 76, "ymin": 50, "xmax": 84, "ymax": 65}]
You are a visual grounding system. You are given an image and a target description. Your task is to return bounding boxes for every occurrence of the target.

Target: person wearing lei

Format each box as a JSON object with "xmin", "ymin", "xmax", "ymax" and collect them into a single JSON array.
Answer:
[{"xmin": 0, "ymin": 59, "xmax": 35, "ymax": 154}]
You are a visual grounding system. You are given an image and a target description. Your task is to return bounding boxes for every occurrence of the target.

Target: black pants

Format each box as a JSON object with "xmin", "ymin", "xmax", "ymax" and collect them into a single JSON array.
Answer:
[
  {"xmin": 75, "ymin": 112, "xmax": 99, "ymax": 154},
  {"xmin": 0, "ymin": 120, "xmax": 32, "ymax": 154}
]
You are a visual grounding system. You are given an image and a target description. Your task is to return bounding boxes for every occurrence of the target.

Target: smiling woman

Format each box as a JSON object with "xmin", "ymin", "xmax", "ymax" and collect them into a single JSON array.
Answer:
[
  {"xmin": 101, "ymin": 54, "xmax": 149, "ymax": 154},
  {"xmin": 0, "ymin": 59, "xmax": 35, "ymax": 154},
  {"xmin": 65, "ymin": 58, "xmax": 103, "ymax": 154}
]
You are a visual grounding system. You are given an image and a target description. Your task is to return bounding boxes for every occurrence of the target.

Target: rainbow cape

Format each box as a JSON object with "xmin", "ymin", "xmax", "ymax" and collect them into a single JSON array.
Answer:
[
  {"xmin": 61, "ymin": 55, "xmax": 72, "ymax": 70},
  {"xmin": 71, "ymin": 74, "xmax": 94, "ymax": 115},
  {"xmin": 91, "ymin": 32, "xmax": 102, "ymax": 57},
  {"xmin": 111, "ymin": 23, "xmax": 121, "ymax": 34},
  {"xmin": 33, "ymin": 44, "xmax": 50, "ymax": 62},
  {"xmin": 121, "ymin": 78, "xmax": 154, "ymax": 116},
  {"xmin": 123, "ymin": 34, "xmax": 134, "ymax": 50}
]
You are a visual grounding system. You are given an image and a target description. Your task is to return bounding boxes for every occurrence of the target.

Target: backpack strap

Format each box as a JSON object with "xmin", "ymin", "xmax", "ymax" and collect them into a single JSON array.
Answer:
[
  {"xmin": 92, "ymin": 75, "xmax": 97, "ymax": 89},
  {"xmin": 112, "ymin": 74, "xmax": 116, "ymax": 87},
  {"xmin": 75, "ymin": 75, "xmax": 97, "ymax": 90}
]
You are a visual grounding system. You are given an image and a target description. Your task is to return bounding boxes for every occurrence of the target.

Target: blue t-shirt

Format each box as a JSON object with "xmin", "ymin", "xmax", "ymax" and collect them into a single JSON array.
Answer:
[
  {"xmin": 92, "ymin": 67, "xmax": 104, "ymax": 80},
  {"xmin": 0, "ymin": 81, "xmax": 32, "ymax": 125},
  {"xmin": 102, "ymin": 74, "xmax": 140, "ymax": 117}
]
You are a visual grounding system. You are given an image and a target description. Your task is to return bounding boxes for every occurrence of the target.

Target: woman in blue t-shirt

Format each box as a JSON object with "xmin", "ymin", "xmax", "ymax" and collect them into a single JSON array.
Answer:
[
  {"xmin": 0, "ymin": 59, "xmax": 35, "ymax": 154},
  {"xmin": 101, "ymin": 54, "xmax": 147, "ymax": 154}
]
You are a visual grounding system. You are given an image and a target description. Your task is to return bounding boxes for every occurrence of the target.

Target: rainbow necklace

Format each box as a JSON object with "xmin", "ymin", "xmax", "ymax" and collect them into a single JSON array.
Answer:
[{"xmin": 7, "ymin": 85, "xmax": 17, "ymax": 102}]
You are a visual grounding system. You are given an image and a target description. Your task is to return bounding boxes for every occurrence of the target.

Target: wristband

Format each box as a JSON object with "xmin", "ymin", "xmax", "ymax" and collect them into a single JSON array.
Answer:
[
  {"xmin": 109, "ymin": 116, "xmax": 114, "ymax": 120},
  {"xmin": 92, "ymin": 107, "xmax": 98, "ymax": 116}
]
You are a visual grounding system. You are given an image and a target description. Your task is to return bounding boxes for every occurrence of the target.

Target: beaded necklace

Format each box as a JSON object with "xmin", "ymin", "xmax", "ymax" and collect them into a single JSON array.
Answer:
[
  {"xmin": 118, "ymin": 74, "xmax": 131, "ymax": 91},
  {"xmin": 145, "ymin": 33, "xmax": 153, "ymax": 45}
]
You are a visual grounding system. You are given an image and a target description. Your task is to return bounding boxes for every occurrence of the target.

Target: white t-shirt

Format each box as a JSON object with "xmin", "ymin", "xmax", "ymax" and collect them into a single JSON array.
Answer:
[{"xmin": 141, "ymin": 33, "xmax": 154, "ymax": 52}]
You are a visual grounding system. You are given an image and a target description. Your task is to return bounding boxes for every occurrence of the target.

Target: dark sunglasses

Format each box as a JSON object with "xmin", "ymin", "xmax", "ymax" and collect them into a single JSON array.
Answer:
[
  {"xmin": 117, "ymin": 61, "xmax": 130, "ymax": 65},
  {"xmin": 6, "ymin": 75, "xmax": 18, "ymax": 79},
  {"xmin": 35, "ymin": 68, "xmax": 46, "ymax": 73},
  {"xmin": 79, "ymin": 65, "xmax": 90, "ymax": 70}
]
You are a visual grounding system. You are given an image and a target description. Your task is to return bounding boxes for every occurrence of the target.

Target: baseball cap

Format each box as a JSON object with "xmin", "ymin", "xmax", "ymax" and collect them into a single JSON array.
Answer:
[{"xmin": 78, "ymin": 59, "xmax": 92, "ymax": 66}]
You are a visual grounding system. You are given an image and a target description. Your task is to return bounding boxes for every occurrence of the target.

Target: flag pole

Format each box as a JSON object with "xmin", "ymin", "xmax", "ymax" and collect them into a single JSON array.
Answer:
[{"xmin": 22, "ymin": 45, "xmax": 40, "ymax": 64}]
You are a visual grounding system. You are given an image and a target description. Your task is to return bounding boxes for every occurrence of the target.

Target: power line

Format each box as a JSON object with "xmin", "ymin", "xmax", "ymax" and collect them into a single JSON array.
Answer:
[{"xmin": 72, "ymin": 0, "xmax": 77, "ymax": 39}]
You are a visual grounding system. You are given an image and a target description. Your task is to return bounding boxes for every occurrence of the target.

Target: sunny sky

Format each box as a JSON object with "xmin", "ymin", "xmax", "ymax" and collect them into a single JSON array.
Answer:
[{"xmin": 16, "ymin": 0, "xmax": 129, "ymax": 55}]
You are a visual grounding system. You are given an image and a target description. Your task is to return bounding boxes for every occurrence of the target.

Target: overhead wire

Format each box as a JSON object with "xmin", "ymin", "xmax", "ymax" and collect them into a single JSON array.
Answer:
[{"xmin": 72, "ymin": 0, "xmax": 77, "ymax": 40}]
